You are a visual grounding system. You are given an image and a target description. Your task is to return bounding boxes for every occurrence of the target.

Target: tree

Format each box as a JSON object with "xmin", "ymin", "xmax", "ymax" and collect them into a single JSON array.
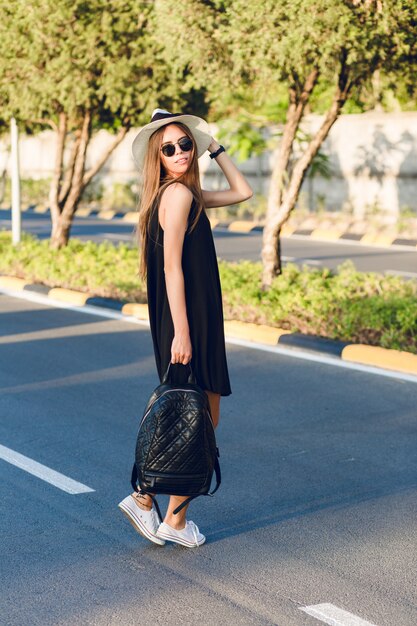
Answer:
[
  {"xmin": 0, "ymin": 1, "xmax": 174, "ymax": 248},
  {"xmin": 154, "ymin": 0, "xmax": 417, "ymax": 288}
]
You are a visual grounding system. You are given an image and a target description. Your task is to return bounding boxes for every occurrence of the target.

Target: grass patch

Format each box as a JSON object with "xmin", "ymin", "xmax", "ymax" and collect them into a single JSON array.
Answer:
[
  {"xmin": 0, "ymin": 231, "xmax": 145, "ymax": 302},
  {"xmin": 1, "ymin": 231, "xmax": 416, "ymax": 353}
]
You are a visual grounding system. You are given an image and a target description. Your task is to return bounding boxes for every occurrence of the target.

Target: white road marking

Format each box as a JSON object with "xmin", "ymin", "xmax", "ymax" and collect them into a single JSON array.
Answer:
[
  {"xmin": 1, "ymin": 286, "xmax": 416, "ymax": 384},
  {"xmin": 297, "ymin": 258, "xmax": 322, "ymax": 265},
  {"xmin": 386, "ymin": 269, "xmax": 417, "ymax": 279},
  {"xmin": 282, "ymin": 255, "xmax": 322, "ymax": 265},
  {"xmin": 300, "ymin": 603, "xmax": 378, "ymax": 626},
  {"xmin": 105, "ymin": 233, "xmax": 135, "ymax": 242},
  {"xmin": 0, "ymin": 443, "xmax": 95, "ymax": 494},
  {"xmin": 227, "ymin": 336, "xmax": 417, "ymax": 383},
  {"xmin": 0, "ymin": 286, "xmax": 148, "ymax": 324}
]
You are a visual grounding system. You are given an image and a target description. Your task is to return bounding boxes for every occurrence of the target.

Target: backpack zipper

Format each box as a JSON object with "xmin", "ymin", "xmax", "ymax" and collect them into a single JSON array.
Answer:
[{"xmin": 139, "ymin": 388, "xmax": 215, "ymax": 430}]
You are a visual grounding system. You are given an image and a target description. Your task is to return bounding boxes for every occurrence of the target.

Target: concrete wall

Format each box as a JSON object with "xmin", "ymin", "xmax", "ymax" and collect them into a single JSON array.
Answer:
[
  {"xmin": 299, "ymin": 112, "xmax": 417, "ymax": 221},
  {"xmin": 1, "ymin": 112, "xmax": 416, "ymax": 219}
]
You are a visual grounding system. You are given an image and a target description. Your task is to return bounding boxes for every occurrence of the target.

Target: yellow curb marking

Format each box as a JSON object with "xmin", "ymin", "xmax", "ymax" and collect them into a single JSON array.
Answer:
[
  {"xmin": 224, "ymin": 320, "xmax": 290, "ymax": 345},
  {"xmin": 208, "ymin": 217, "xmax": 220, "ymax": 230},
  {"xmin": 0, "ymin": 276, "xmax": 29, "ymax": 290},
  {"xmin": 48, "ymin": 288, "xmax": 91, "ymax": 306},
  {"xmin": 76, "ymin": 208, "xmax": 93, "ymax": 217},
  {"xmin": 359, "ymin": 233, "xmax": 396, "ymax": 246},
  {"xmin": 342, "ymin": 344, "xmax": 417, "ymax": 376},
  {"xmin": 1, "ymin": 275, "xmax": 415, "ymax": 377},
  {"xmin": 372, "ymin": 234, "xmax": 397, "ymax": 246},
  {"xmin": 122, "ymin": 303, "xmax": 149, "ymax": 320},
  {"xmin": 228, "ymin": 221, "xmax": 258, "ymax": 233},
  {"xmin": 122, "ymin": 212, "xmax": 138, "ymax": 224},
  {"xmin": 33, "ymin": 205, "xmax": 49, "ymax": 214},
  {"xmin": 280, "ymin": 224, "xmax": 295, "ymax": 237},
  {"xmin": 310, "ymin": 228, "xmax": 344, "ymax": 241},
  {"xmin": 97, "ymin": 210, "xmax": 116, "ymax": 220},
  {"xmin": 359, "ymin": 233, "xmax": 377, "ymax": 244}
]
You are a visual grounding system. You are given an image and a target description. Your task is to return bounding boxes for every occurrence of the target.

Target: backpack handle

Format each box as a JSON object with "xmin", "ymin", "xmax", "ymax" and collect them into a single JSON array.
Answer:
[{"xmin": 162, "ymin": 360, "xmax": 196, "ymax": 385}]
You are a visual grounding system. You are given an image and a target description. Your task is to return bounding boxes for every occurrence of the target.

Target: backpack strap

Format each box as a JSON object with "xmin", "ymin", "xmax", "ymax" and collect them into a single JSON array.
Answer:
[
  {"xmin": 147, "ymin": 493, "xmax": 163, "ymax": 523},
  {"xmin": 209, "ymin": 449, "xmax": 221, "ymax": 496},
  {"xmin": 172, "ymin": 449, "xmax": 221, "ymax": 515},
  {"xmin": 172, "ymin": 494, "xmax": 197, "ymax": 515}
]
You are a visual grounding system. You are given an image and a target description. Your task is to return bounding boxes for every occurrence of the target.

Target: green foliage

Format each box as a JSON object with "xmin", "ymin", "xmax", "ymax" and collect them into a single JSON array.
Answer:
[
  {"xmin": 223, "ymin": 0, "xmax": 416, "ymax": 101},
  {"xmin": 216, "ymin": 118, "xmax": 267, "ymax": 162},
  {"xmin": 101, "ymin": 182, "xmax": 137, "ymax": 210},
  {"xmin": 2, "ymin": 178, "xmax": 51, "ymax": 206},
  {"xmin": 82, "ymin": 179, "xmax": 105, "ymax": 204},
  {"xmin": 1, "ymin": 232, "xmax": 416, "ymax": 353},
  {"xmin": 0, "ymin": 231, "xmax": 145, "ymax": 301},
  {"xmin": 155, "ymin": 0, "xmax": 417, "ymax": 123},
  {"xmin": 218, "ymin": 258, "xmax": 417, "ymax": 353},
  {"xmin": 0, "ymin": 1, "xmax": 166, "ymax": 129}
]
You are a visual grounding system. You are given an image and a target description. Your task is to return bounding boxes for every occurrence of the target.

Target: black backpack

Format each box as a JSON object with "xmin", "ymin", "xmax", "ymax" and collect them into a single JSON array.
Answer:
[{"xmin": 130, "ymin": 361, "xmax": 221, "ymax": 516}]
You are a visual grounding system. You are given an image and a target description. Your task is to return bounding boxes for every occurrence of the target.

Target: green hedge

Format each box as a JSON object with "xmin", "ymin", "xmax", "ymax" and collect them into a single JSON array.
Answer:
[{"xmin": 1, "ymin": 231, "xmax": 416, "ymax": 353}]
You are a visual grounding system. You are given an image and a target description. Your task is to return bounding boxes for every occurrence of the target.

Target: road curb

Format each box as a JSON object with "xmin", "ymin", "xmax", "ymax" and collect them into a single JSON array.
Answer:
[
  {"xmin": 47, "ymin": 287, "xmax": 91, "ymax": 306},
  {"xmin": 3, "ymin": 205, "xmax": 417, "ymax": 249},
  {"xmin": 0, "ymin": 276, "xmax": 30, "ymax": 290},
  {"xmin": 1, "ymin": 274, "xmax": 416, "ymax": 376},
  {"xmin": 341, "ymin": 344, "xmax": 417, "ymax": 375}
]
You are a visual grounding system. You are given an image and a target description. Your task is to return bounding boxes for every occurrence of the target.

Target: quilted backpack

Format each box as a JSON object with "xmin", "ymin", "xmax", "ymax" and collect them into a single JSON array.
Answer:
[{"xmin": 130, "ymin": 361, "xmax": 221, "ymax": 515}]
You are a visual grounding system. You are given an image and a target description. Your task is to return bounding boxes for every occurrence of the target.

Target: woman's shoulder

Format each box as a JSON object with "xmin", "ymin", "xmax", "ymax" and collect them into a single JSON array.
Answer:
[
  {"xmin": 157, "ymin": 183, "xmax": 197, "ymax": 232},
  {"xmin": 160, "ymin": 182, "xmax": 194, "ymax": 206}
]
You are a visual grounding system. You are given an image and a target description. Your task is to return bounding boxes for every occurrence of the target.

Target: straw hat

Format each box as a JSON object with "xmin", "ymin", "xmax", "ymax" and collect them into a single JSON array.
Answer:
[{"xmin": 131, "ymin": 108, "xmax": 212, "ymax": 170}]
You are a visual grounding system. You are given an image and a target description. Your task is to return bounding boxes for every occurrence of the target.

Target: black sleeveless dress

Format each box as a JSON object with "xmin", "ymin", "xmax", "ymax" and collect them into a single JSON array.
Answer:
[{"xmin": 146, "ymin": 197, "xmax": 232, "ymax": 396}]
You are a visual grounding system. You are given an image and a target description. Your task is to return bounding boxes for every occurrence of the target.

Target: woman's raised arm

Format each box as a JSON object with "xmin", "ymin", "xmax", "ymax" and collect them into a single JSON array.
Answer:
[{"xmin": 202, "ymin": 138, "xmax": 253, "ymax": 208}]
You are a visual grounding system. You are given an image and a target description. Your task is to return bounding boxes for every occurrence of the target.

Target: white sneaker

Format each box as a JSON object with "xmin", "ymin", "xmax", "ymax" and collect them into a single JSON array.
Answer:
[
  {"xmin": 118, "ymin": 494, "xmax": 165, "ymax": 546},
  {"xmin": 156, "ymin": 520, "xmax": 206, "ymax": 547}
]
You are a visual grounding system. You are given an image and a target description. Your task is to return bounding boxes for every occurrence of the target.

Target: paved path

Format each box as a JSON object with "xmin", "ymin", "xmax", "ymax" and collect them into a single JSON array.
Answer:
[
  {"xmin": 1, "ymin": 209, "xmax": 416, "ymax": 275},
  {"xmin": 1, "ymin": 293, "xmax": 416, "ymax": 625}
]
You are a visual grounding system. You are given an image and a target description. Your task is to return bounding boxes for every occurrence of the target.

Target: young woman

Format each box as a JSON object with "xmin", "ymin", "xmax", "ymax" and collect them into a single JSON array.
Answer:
[{"xmin": 118, "ymin": 109, "xmax": 252, "ymax": 547}]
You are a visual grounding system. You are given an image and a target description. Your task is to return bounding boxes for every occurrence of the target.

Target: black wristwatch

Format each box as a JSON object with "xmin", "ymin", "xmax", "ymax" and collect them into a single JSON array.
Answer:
[{"xmin": 209, "ymin": 145, "xmax": 225, "ymax": 159}]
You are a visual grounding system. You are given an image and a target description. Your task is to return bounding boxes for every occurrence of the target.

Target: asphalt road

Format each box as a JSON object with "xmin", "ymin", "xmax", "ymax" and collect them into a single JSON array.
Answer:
[
  {"xmin": 1, "ymin": 209, "xmax": 416, "ymax": 276},
  {"xmin": 1, "ymin": 292, "xmax": 417, "ymax": 625}
]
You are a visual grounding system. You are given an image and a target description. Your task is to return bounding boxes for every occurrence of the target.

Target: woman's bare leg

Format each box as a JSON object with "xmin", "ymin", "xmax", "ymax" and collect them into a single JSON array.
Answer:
[
  {"xmin": 163, "ymin": 390, "xmax": 221, "ymax": 529},
  {"xmin": 204, "ymin": 389, "xmax": 221, "ymax": 428},
  {"xmin": 130, "ymin": 490, "xmax": 154, "ymax": 510}
]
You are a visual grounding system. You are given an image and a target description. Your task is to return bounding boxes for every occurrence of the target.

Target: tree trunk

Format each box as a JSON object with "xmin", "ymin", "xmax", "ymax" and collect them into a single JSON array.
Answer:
[
  {"xmin": 261, "ymin": 60, "xmax": 351, "ymax": 289},
  {"xmin": 261, "ymin": 70, "xmax": 319, "ymax": 285},
  {"xmin": 49, "ymin": 111, "xmax": 130, "ymax": 249},
  {"xmin": 49, "ymin": 111, "xmax": 67, "ymax": 232},
  {"xmin": 50, "ymin": 110, "xmax": 92, "ymax": 248},
  {"xmin": 50, "ymin": 214, "xmax": 74, "ymax": 249}
]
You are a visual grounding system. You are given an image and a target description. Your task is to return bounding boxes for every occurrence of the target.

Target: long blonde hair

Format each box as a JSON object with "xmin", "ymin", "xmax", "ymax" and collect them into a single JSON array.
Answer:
[{"xmin": 136, "ymin": 122, "xmax": 206, "ymax": 281}]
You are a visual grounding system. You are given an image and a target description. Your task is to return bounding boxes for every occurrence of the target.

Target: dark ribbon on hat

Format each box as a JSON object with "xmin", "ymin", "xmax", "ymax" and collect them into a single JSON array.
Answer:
[{"xmin": 151, "ymin": 111, "xmax": 184, "ymax": 123}]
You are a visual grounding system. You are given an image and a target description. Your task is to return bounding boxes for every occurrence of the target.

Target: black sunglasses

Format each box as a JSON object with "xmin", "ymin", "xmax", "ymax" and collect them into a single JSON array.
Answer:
[{"xmin": 160, "ymin": 136, "xmax": 193, "ymax": 157}]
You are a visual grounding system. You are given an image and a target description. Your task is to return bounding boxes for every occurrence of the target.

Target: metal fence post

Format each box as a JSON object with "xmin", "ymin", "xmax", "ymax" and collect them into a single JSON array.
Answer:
[{"xmin": 11, "ymin": 117, "xmax": 21, "ymax": 245}]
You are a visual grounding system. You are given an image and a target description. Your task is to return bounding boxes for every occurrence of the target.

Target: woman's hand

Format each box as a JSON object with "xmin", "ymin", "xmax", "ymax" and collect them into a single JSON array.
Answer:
[
  {"xmin": 171, "ymin": 330, "xmax": 192, "ymax": 365},
  {"xmin": 208, "ymin": 137, "xmax": 220, "ymax": 153}
]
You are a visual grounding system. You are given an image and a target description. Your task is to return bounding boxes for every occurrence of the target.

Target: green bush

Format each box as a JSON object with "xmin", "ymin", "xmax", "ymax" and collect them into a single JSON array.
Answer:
[
  {"xmin": 0, "ymin": 231, "xmax": 145, "ymax": 302},
  {"xmin": 81, "ymin": 178, "xmax": 105, "ymax": 204},
  {"xmin": 2, "ymin": 177, "xmax": 51, "ymax": 206},
  {"xmin": 101, "ymin": 181, "xmax": 137, "ymax": 210},
  {"xmin": 0, "ymin": 231, "xmax": 416, "ymax": 353},
  {"xmin": 218, "ymin": 259, "xmax": 417, "ymax": 353}
]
